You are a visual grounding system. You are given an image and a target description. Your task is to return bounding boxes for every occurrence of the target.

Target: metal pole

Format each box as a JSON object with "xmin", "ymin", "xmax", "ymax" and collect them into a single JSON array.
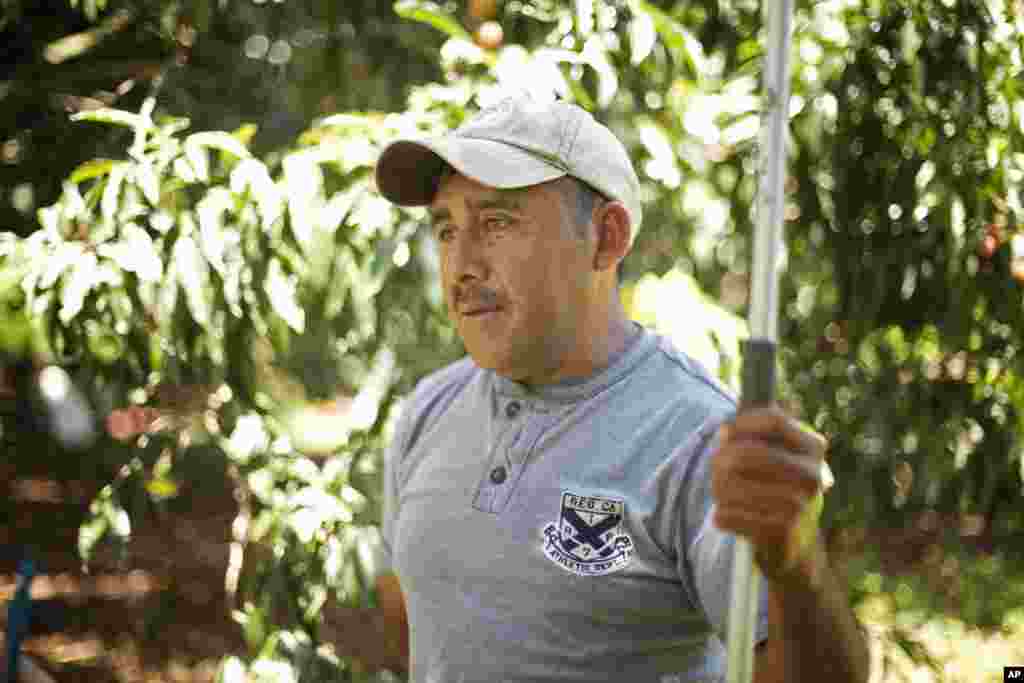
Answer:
[{"xmin": 725, "ymin": 0, "xmax": 796, "ymax": 682}]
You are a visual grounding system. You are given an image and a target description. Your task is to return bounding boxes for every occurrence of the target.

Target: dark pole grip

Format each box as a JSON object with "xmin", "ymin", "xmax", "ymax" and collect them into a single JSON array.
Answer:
[{"xmin": 740, "ymin": 339, "xmax": 777, "ymax": 408}]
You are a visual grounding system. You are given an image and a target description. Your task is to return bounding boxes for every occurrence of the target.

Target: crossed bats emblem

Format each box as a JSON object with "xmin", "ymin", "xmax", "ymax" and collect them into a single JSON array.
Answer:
[{"xmin": 544, "ymin": 494, "xmax": 633, "ymax": 565}]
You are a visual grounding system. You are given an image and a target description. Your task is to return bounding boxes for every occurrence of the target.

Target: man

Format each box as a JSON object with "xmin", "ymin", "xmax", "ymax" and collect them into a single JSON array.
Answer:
[{"xmin": 323, "ymin": 95, "xmax": 869, "ymax": 682}]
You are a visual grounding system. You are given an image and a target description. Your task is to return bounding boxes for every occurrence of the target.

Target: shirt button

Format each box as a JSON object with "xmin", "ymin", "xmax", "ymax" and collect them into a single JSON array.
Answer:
[
  {"xmin": 505, "ymin": 401, "xmax": 521, "ymax": 418},
  {"xmin": 490, "ymin": 466, "xmax": 508, "ymax": 485}
]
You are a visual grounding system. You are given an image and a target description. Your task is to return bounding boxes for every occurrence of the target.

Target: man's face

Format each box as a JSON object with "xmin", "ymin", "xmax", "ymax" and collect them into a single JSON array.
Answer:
[{"xmin": 429, "ymin": 172, "xmax": 597, "ymax": 386}]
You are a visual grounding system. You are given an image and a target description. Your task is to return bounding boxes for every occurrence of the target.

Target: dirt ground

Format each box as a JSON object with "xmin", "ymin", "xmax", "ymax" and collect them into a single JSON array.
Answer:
[{"xmin": 0, "ymin": 450, "xmax": 247, "ymax": 683}]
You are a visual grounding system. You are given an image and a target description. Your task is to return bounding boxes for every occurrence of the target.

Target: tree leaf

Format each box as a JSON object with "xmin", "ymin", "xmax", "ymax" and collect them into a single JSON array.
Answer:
[
  {"xmin": 230, "ymin": 159, "xmax": 282, "ymax": 232},
  {"xmin": 102, "ymin": 163, "xmax": 127, "ymax": 223},
  {"xmin": 282, "ymin": 152, "xmax": 321, "ymax": 252},
  {"xmin": 40, "ymin": 242, "xmax": 85, "ymax": 290},
  {"xmin": 135, "ymin": 162, "xmax": 160, "ymax": 206},
  {"xmin": 173, "ymin": 156, "xmax": 197, "ymax": 184},
  {"xmin": 628, "ymin": 10, "xmax": 657, "ymax": 66},
  {"xmin": 145, "ymin": 477, "xmax": 179, "ymax": 499},
  {"xmin": 98, "ymin": 223, "xmax": 163, "ymax": 282},
  {"xmin": 394, "ymin": 0, "xmax": 470, "ymax": 40},
  {"xmin": 266, "ymin": 259, "xmax": 305, "ymax": 334},
  {"xmin": 581, "ymin": 36, "xmax": 619, "ymax": 108},
  {"xmin": 218, "ymin": 656, "xmax": 248, "ymax": 683},
  {"xmin": 184, "ymin": 139, "xmax": 211, "ymax": 182},
  {"xmin": 188, "ymin": 131, "xmax": 252, "ymax": 160},
  {"xmin": 77, "ymin": 515, "xmax": 108, "ymax": 568},
  {"xmin": 173, "ymin": 233, "xmax": 212, "ymax": 328},
  {"xmin": 197, "ymin": 187, "xmax": 236, "ymax": 275},
  {"xmin": 70, "ymin": 158, "xmax": 119, "ymax": 184},
  {"xmin": 233, "ymin": 124, "xmax": 258, "ymax": 147},
  {"xmin": 59, "ymin": 250, "xmax": 99, "ymax": 323},
  {"xmin": 632, "ymin": 0, "xmax": 704, "ymax": 78},
  {"xmin": 71, "ymin": 108, "xmax": 148, "ymax": 129}
]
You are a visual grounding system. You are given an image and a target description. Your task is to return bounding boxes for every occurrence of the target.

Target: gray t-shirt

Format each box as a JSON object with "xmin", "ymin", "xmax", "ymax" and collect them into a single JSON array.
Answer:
[{"xmin": 379, "ymin": 322, "xmax": 769, "ymax": 682}]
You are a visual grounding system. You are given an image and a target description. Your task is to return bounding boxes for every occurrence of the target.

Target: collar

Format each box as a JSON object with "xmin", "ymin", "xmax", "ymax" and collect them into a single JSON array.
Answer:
[{"xmin": 488, "ymin": 321, "xmax": 653, "ymax": 407}]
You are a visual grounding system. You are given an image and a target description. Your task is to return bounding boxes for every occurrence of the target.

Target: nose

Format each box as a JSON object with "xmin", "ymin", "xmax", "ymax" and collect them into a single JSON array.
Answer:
[{"xmin": 445, "ymin": 225, "xmax": 489, "ymax": 284}]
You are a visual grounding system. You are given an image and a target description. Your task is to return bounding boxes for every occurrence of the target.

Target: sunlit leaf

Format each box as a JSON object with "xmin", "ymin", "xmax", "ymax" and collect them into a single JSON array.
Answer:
[
  {"xmin": 135, "ymin": 162, "xmax": 160, "ymax": 206},
  {"xmin": 230, "ymin": 158, "xmax": 282, "ymax": 231},
  {"xmin": 101, "ymin": 163, "xmax": 127, "ymax": 223},
  {"xmin": 71, "ymin": 108, "xmax": 148, "ymax": 130},
  {"xmin": 632, "ymin": 0, "xmax": 704, "ymax": 78},
  {"xmin": 173, "ymin": 233, "xmax": 212, "ymax": 328},
  {"xmin": 145, "ymin": 477, "xmax": 179, "ymax": 499},
  {"xmin": 314, "ymin": 112, "xmax": 382, "ymax": 131},
  {"xmin": 218, "ymin": 656, "xmax": 247, "ymax": 683},
  {"xmin": 490, "ymin": 46, "xmax": 568, "ymax": 100},
  {"xmin": 628, "ymin": 9, "xmax": 657, "ymax": 66},
  {"xmin": 394, "ymin": 0, "xmax": 470, "ymax": 40},
  {"xmin": 60, "ymin": 180, "xmax": 87, "ymax": 220},
  {"xmin": 77, "ymin": 516, "xmax": 108, "ymax": 568},
  {"xmin": 59, "ymin": 250, "xmax": 99, "ymax": 323},
  {"xmin": 184, "ymin": 140, "xmax": 210, "ymax": 182},
  {"xmin": 250, "ymin": 659, "xmax": 297, "ymax": 683},
  {"xmin": 721, "ymin": 114, "xmax": 761, "ymax": 146},
  {"xmin": 224, "ymin": 413, "xmax": 270, "ymax": 463},
  {"xmin": 37, "ymin": 205, "xmax": 61, "ymax": 240},
  {"xmin": 173, "ymin": 157, "xmax": 197, "ymax": 184},
  {"xmin": 188, "ymin": 131, "xmax": 252, "ymax": 160},
  {"xmin": 197, "ymin": 188, "xmax": 237, "ymax": 275},
  {"xmin": 266, "ymin": 259, "xmax": 305, "ymax": 333},
  {"xmin": 282, "ymin": 152, "xmax": 321, "ymax": 251},
  {"xmin": 232, "ymin": 124, "xmax": 258, "ymax": 148},
  {"xmin": 70, "ymin": 158, "xmax": 119, "ymax": 184},
  {"xmin": 39, "ymin": 242, "xmax": 84, "ymax": 289},
  {"xmin": 98, "ymin": 223, "xmax": 162, "ymax": 282},
  {"xmin": 152, "ymin": 116, "xmax": 192, "ymax": 142},
  {"xmin": 79, "ymin": 482, "xmax": 132, "ymax": 570},
  {"xmin": 628, "ymin": 268, "xmax": 747, "ymax": 390}
]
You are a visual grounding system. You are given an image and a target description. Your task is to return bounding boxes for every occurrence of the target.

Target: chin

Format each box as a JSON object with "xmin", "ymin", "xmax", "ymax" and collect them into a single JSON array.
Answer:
[
  {"xmin": 466, "ymin": 349, "xmax": 501, "ymax": 371},
  {"xmin": 465, "ymin": 348, "xmax": 518, "ymax": 377}
]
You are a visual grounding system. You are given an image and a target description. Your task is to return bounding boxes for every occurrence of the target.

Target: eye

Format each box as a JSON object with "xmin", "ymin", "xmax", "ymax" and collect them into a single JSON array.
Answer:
[
  {"xmin": 435, "ymin": 224, "xmax": 454, "ymax": 242},
  {"xmin": 483, "ymin": 214, "xmax": 513, "ymax": 231}
]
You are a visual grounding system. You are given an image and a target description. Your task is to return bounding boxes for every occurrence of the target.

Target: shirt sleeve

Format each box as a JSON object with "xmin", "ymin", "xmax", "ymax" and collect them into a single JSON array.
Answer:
[
  {"xmin": 375, "ymin": 397, "xmax": 410, "ymax": 578},
  {"xmin": 675, "ymin": 417, "xmax": 770, "ymax": 647}
]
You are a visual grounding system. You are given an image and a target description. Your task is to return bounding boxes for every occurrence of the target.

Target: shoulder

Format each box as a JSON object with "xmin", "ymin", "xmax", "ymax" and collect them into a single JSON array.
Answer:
[
  {"xmin": 391, "ymin": 355, "xmax": 480, "ymax": 454},
  {"xmin": 623, "ymin": 329, "xmax": 738, "ymax": 441}
]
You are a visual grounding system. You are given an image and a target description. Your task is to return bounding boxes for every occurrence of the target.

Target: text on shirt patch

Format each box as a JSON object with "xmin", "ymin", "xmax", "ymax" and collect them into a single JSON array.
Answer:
[{"xmin": 542, "ymin": 492, "xmax": 634, "ymax": 576}]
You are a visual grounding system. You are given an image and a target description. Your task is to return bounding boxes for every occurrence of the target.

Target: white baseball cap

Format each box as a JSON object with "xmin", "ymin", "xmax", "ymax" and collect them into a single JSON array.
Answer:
[{"xmin": 375, "ymin": 95, "xmax": 642, "ymax": 239}]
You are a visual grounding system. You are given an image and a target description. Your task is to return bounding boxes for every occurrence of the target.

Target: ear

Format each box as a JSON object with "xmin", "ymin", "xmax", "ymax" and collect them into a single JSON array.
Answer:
[{"xmin": 592, "ymin": 200, "xmax": 631, "ymax": 273}]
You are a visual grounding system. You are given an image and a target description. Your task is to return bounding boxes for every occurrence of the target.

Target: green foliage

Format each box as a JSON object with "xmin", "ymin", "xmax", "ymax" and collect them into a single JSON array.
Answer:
[
  {"xmin": 2, "ymin": 85, "xmax": 466, "ymax": 679},
  {"xmin": 2, "ymin": 0, "xmax": 1024, "ymax": 680}
]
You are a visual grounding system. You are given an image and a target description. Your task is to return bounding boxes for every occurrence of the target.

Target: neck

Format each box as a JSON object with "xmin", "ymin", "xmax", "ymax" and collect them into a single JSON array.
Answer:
[{"xmin": 546, "ymin": 304, "xmax": 636, "ymax": 387}]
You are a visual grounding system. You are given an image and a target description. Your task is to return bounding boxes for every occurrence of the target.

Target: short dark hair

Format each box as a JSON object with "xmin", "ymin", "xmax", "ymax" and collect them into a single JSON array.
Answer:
[
  {"xmin": 559, "ymin": 177, "xmax": 605, "ymax": 240},
  {"xmin": 557, "ymin": 178, "xmax": 624, "ymax": 284}
]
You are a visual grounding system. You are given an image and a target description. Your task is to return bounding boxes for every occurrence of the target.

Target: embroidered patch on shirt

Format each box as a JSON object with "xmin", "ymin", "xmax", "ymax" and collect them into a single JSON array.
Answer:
[{"xmin": 542, "ymin": 491, "xmax": 634, "ymax": 576}]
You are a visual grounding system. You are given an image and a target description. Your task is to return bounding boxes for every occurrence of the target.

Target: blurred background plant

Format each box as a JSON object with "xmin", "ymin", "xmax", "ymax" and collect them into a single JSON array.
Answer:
[{"xmin": 1, "ymin": 1, "xmax": 1023, "ymax": 681}]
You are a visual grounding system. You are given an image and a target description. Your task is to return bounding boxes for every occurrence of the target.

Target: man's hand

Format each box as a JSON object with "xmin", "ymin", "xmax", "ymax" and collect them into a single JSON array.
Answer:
[
  {"xmin": 319, "ymin": 574, "xmax": 408, "ymax": 674},
  {"xmin": 711, "ymin": 405, "xmax": 828, "ymax": 581}
]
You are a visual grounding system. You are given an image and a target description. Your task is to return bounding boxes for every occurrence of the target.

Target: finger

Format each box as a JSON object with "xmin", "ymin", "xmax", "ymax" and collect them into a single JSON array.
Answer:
[
  {"xmin": 713, "ymin": 504, "xmax": 793, "ymax": 541},
  {"xmin": 714, "ymin": 440, "xmax": 823, "ymax": 492},
  {"xmin": 714, "ymin": 482, "xmax": 809, "ymax": 522},
  {"xmin": 713, "ymin": 487, "xmax": 816, "ymax": 553},
  {"xmin": 723, "ymin": 405, "xmax": 827, "ymax": 456}
]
